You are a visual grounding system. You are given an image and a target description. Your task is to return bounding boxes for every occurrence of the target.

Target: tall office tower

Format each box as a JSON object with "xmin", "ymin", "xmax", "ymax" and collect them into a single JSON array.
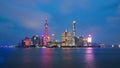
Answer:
[
  {"xmin": 87, "ymin": 34, "xmax": 92, "ymax": 46},
  {"xmin": 78, "ymin": 36, "xmax": 84, "ymax": 46},
  {"xmin": 72, "ymin": 21, "xmax": 76, "ymax": 37},
  {"xmin": 62, "ymin": 29, "xmax": 71, "ymax": 46},
  {"xmin": 31, "ymin": 35, "xmax": 41, "ymax": 47},
  {"xmin": 72, "ymin": 20, "xmax": 76, "ymax": 46},
  {"xmin": 51, "ymin": 34, "xmax": 55, "ymax": 42},
  {"xmin": 24, "ymin": 37, "xmax": 31, "ymax": 47},
  {"xmin": 83, "ymin": 38, "xmax": 88, "ymax": 46},
  {"xmin": 43, "ymin": 18, "xmax": 50, "ymax": 46}
]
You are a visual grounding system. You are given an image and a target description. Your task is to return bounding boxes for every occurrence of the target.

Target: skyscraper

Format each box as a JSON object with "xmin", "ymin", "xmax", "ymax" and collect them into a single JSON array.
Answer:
[
  {"xmin": 78, "ymin": 36, "xmax": 84, "ymax": 46},
  {"xmin": 62, "ymin": 29, "xmax": 71, "ymax": 46},
  {"xmin": 24, "ymin": 37, "xmax": 31, "ymax": 47},
  {"xmin": 51, "ymin": 34, "xmax": 55, "ymax": 42},
  {"xmin": 72, "ymin": 21, "xmax": 76, "ymax": 37},
  {"xmin": 31, "ymin": 35, "xmax": 41, "ymax": 47},
  {"xmin": 43, "ymin": 18, "xmax": 50, "ymax": 46},
  {"xmin": 72, "ymin": 20, "xmax": 76, "ymax": 46},
  {"xmin": 87, "ymin": 34, "xmax": 92, "ymax": 46}
]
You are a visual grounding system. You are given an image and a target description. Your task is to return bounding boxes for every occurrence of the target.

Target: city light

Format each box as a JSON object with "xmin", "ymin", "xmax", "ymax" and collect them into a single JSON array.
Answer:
[
  {"xmin": 73, "ymin": 21, "xmax": 76, "ymax": 23},
  {"xmin": 118, "ymin": 44, "xmax": 120, "ymax": 48},
  {"xmin": 87, "ymin": 34, "xmax": 92, "ymax": 43},
  {"xmin": 18, "ymin": 20, "xmax": 102, "ymax": 48}
]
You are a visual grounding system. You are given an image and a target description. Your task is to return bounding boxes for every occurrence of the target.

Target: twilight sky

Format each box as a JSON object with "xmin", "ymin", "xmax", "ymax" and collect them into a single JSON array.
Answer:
[{"xmin": 0, "ymin": 0, "xmax": 120, "ymax": 45}]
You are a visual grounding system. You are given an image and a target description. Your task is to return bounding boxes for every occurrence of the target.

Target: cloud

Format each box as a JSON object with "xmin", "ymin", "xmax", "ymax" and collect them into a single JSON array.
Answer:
[
  {"xmin": 107, "ymin": 16, "xmax": 120, "ymax": 23},
  {"xmin": 0, "ymin": 0, "xmax": 52, "ymax": 31},
  {"xmin": 107, "ymin": 4, "xmax": 120, "ymax": 24},
  {"xmin": 83, "ymin": 26, "xmax": 101, "ymax": 35},
  {"xmin": 0, "ymin": 0, "xmax": 52, "ymax": 44},
  {"xmin": 59, "ymin": 0, "xmax": 90, "ymax": 14},
  {"xmin": 118, "ymin": 4, "xmax": 120, "ymax": 14},
  {"xmin": 76, "ymin": 0, "xmax": 90, "ymax": 9},
  {"xmin": 21, "ymin": 11, "xmax": 52, "ymax": 30},
  {"xmin": 60, "ymin": 0, "xmax": 73, "ymax": 14},
  {"xmin": 1, "ymin": 0, "xmax": 50, "ymax": 6}
]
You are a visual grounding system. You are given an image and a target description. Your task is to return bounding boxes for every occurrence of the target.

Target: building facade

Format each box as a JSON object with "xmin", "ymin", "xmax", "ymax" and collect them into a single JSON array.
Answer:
[{"xmin": 62, "ymin": 30, "xmax": 71, "ymax": 46}]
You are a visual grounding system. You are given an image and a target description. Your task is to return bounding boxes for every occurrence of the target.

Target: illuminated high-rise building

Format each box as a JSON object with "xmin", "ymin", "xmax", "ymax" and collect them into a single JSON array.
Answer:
[
  {"xmin": 31, "ymin": 35, "xmax": 41, "ymax": 47},
  {"xmin": 87, "ymin": 34, "xmax": 92, "ymax": 46},
  {"xmin": 118, "ymin": 44, "xmax": 120, "ymax": 48},
  {"xmin": 62, "ymin": 29, "xmax": 71, "ymax": 46},
  {"xmin": 72, "ymin": 21, "xmax": 76, "ymax": 37},
  {"xmin": 72, "ymin": 20, "xmax": 76, "ymax": 46},
  {"xmin": 78, "ymin": 36, "xmax": 84, "ymax": 46},
  {"xmin": 24, "ymin": 37, "xmax": 31, "ymax": 47},
  {"xmin": 43, "ymin": 18, "xmax": 50, "ymax": 46},
  {"xmin": 51, "ymin": 34, "xmax": 55, "ymax": 42},
  {"xmin": 83, "ymin": 38, "xmax": 88, "ymax": 46}
]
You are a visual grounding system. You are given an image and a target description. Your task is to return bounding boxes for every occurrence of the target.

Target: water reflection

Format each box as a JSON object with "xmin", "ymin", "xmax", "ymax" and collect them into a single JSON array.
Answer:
[
  {"xmin": 40, "ymin": 48, "xmax": 53, "ymax": 68},
  {"xmin": 23, "ymin": 48, "xmax": 31, "ymax": 67},
  {"xmin": 19, "ymin": 48, "xmax": 97, "ymax": 68},
  {"xmin": 84, "ymin": 48, "xmax": 96, "ymax": 68},
  {"xmin": 0, "ymin": 56, "xmax": 4, "ymax": 63},
  {"xmin": 23, "ymin": 48, "xmax": 30, "ymax": 64},
  {"xmin": 62, "ymin": 48, "xmax": 72, "ymax": 68}
]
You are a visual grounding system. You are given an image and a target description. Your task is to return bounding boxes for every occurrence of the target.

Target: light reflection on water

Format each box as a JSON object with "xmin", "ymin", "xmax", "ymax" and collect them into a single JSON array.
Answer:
[
  {"xmin": 23, "ymin": 48, "xmax": 30, "ymax": 64},
  {"xmin": 62, "ymin": 48, "xmax": 72, "ymax": 68},
  {"xmin": 84, "ymin": 48, "xmax": 96, "ymax": 68},
  {"xmin": 21, "ymin": 48, "xmax": 96, "ymax": 68},
  {"xmin": 0, "ymin": 48, "xmax": 120, "ymax": 68},
  {"xmin": 22, "ymin": 48, "xmax": 31, "ymax": 68},
  {"xmin": 40, "ymin": 48, "xmax": 52, "ymax": 68}
]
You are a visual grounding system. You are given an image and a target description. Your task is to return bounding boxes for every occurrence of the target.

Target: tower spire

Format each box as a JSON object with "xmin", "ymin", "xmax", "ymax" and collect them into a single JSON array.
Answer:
[
  {"xmin": 72, "ymin": 20, "xmax": 76, "ymax": 37},
  {"xmin": 71, "ymin": 20, "xmax": 76, "ymax": 46},
  {"xmin": 45, "ymin": 17, "xmax": 48, "ymax": 36},
  {"xmin": 43, "ymin": 17, "xmax": 50, "ymax": 46}
]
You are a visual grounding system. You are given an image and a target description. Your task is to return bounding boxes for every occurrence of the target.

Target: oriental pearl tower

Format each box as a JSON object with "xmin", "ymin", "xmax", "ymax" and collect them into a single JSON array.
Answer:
[{"xmin": 43, "ymin": 18, "xmax": 50, "ymax": 46}]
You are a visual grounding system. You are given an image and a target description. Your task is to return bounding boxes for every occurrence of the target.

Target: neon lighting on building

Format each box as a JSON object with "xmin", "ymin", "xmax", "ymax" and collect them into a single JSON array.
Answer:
[
  {"xmin": 87, "ymin": 34, "xmax": 92, "ymax": 43},
  {"xmin": 43, "ymin": 18, "xmax": 50, "ymax": 46}
]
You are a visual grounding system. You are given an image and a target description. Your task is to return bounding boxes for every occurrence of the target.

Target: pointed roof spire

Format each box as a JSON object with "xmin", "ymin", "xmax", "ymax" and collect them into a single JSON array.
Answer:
[{"xmin": 65, "ymin": 29, "xmax": 68, "ymax": 32}]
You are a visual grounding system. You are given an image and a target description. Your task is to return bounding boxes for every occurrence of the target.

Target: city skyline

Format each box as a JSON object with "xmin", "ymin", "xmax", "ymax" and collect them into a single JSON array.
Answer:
[{"xmin": 0, "ymin": 0, "xmax": 120, "ymax": 45}]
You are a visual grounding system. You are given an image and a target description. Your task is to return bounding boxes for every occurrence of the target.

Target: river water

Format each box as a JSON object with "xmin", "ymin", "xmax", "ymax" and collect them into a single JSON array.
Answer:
[{"xmin": 0, "ymin": 48, "xmax": 120, "ymax": 68}]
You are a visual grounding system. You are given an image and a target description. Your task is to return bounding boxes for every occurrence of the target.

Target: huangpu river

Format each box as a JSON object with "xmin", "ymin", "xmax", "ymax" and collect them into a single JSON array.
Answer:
[{"xmin": 0, "ymin": 48, "xmax": 120, "ymax": 68}]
